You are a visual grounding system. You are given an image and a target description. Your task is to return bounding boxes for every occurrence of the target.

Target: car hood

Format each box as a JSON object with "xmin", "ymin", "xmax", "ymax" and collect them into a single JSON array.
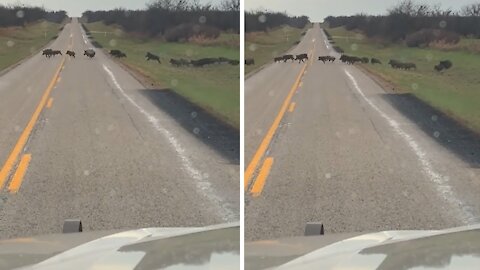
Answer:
[
  {"xmin": 246, "ymin": 224, "xmax": 480, "ymax": 270},
  {"xmin": 0, "ymin": 223, "xmax": 239, "ymax": 270}
]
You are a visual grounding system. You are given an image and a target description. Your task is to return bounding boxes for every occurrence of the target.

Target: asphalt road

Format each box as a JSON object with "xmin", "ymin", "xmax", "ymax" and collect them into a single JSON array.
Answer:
[
  {"xmin": 245, "ymin": 23, "xmax": 480, "ymax": 241},
  {"xmin": 0, "ymin": 18, "xmax": 239, "ymax": 239}
]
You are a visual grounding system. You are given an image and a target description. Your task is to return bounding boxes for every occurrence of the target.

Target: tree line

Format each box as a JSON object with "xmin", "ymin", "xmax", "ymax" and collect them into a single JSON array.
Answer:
[
  {"xmin": 0, "ymin": 5, "xmax": 67, "ymax": 27},
  {"xmin": 81, "ymin": 0, "xmax": 240, "ymax": 42},
  {"xmin": 324, "ymin": 0, "xmax": 480, "ymax": 47},
  {"xmin": 245, "ymin": 11, "xmax": 310, "ymax": 32}
]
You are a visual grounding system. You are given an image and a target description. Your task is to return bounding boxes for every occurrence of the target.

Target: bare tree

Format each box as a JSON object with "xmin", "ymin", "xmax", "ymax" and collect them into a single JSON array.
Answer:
[
  {"xmin": 192, "ymin": 0, "xmax": 212, "ymax": 11},
  {"xmin": 415, "ymin": 4, "xmax": 429, "ymax": 16},
  {"xmin": 388, "ymin": 0, "xmax": 416, "ymax": 16},
  {"xmin": 461, "ymin": 2, "xmax": 480, "ymax": 16},
  {"xmin": 148, "ymin": 0, "xmax": 189, "ymax": 11},
  {"xmin": 220, "ymin": 0, "xmax": 239, "ymax": 11}
]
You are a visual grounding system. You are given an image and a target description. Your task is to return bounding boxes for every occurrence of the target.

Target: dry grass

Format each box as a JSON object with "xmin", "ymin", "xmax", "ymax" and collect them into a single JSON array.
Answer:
[
  {"xmin": 430, "ymin": 39, "xmax": 480, "ymax": 53},
  {"xmin": 245, "ymin": 25, "xmax": 307, "ymax": 74},
  {"xmin": 0, "ymin": 20, "xmax": 60, "ymax": 71},
  {"xmin": 86, "ymin": 21, "xmax": 240, "ymax": 128},
  {"xmin": 327, "ymin": 25, "xmax": 480, "ymax": 133},
  {"xmin": 188, "ymin": 34, "xmax": 239, "ymax": 47}
]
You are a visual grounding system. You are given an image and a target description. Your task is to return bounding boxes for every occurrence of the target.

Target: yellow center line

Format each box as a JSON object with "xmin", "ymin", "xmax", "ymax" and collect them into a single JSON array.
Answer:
[
  {"xmin": 247, "ymin": 42, "xmax": 317, "ymax": 195},
  {"xmin": 0, "ymin": 57, "xmax": 65, "ymax": 189},
  {"xmin": 46, "ymin": 97, "xmax": 53, "ymax": 108},
  {"xmin": 7, "ymin": 154, "xmax": 32, "ymax": 193},
  {"xmin": 244, "ymin": 63, "xmax": 308, "ymax": 189},
  {"xmin": 288, "ymin": 102, "xmax": 296, "ymax": 112},
  {"xmin": 250, "ymin": 157, "xmax": 274, "ymax": 197}
]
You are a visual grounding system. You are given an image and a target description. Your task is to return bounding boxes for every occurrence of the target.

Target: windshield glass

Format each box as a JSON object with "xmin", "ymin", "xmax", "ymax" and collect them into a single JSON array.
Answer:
[
  {"xmin": 0, "ymin": 0, "xmax": 239, "ymax": 257},
  {"xmin": 244, "ymin": 0, "xmax": 480, "ymax": 259}
]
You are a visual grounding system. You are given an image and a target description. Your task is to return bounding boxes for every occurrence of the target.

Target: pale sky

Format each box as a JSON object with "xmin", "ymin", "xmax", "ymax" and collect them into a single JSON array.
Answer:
[
  {"xmin": 245, "ymin": 0, "xmax": 477, "ymax": 22},
  {"xmin": 1, "ymin": 0, "xmax": 223, "ymax": 17}
]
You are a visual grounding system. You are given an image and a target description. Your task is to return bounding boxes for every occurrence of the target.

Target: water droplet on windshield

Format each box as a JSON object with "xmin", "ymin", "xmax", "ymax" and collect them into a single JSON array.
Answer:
[
  {"xmin": 109, "ymin": 39, "xmax": 117, "ymax": 47},
  {"xmin": 83, "ymin": 170, "xmax": 90, "ymax": 176},
  {"xmin": 199, "ymin": 16, "xmax": 207, "ymax": 24},
  {"xmin": 425, "ymin": 53, "xmax": 433, "ymax": 62},
  {"xmin": 249, "ymin": 43, "xmax": 257, "ymax": 52},
  {"xmin": 6, "ymin": 40, "xmax": 15, "ymax": 47},
  {"xmin": 434, "ymin": 131, "xmax": 440, "ymax": 138},
  {"xmin": 16, "ymin": 10, "xmax": 24, "ymax": 18},
  {"xmin": 411, "ymin": 83, "xmax": 419, "ymax": 90},
  {"xmin": 431, "ymin": 115, "xmax": 438, "ymax": 121},
  {"xmin": 193, "ymin": 127, "xmax": 200, "ymax": 134},
  {"xmin": 439, "ymin": 20, "xmax": 447, "ymax": 28},
  {"xmin": 114, "ymin": 29, "xmax": 123, "ymax": 37},
  {"xmin": 171, "ymin": 79, "xmax": 178, "ymax": 87},
  {"xmin": 191, "ymin": 111, "xmax": 198, "ymax": 118},
  {"xmin": 258, "ymin": 14, "xmax": 267, "ymax": 23},
  {"xmin": 325, "ymin": 173, "xmax": 331, "ymax": 179},
  {"xmin": 351, "ymin": 43, "xmax": 358, "ymax": 51}
]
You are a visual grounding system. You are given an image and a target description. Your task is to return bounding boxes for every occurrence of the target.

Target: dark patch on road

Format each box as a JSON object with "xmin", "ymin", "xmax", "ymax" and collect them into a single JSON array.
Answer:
[
  {"xmin": 139, "ymin": 88, "xmax": 239, "ymax": 165},
  {"xmin": 381, "ymin": 93, "xmax": 480, "ymax": 168}
]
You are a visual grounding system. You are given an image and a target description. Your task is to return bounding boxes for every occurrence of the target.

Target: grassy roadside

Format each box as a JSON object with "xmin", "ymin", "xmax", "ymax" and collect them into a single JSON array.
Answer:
[
  {"xmin": 325, "ymin": 26, "xmax": 480, "ymax": 133},
  {"xmin": 0, "ymin": 20, "xmax": 61, "ymax": 72},
  {"xmin": 245, "ymin": 26, "xmax": 306, "ymax": 74},
  {"xmin": 85, "ymin": 22, "xmax": 240, "ymax": 129}
]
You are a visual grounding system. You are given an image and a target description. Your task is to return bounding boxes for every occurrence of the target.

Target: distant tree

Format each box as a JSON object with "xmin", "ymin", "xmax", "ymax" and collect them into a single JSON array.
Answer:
[
  {"xmin": 82, "ymin": 0, "xmax": 240, "ymax": 38},
  {"xmin": 220, "ymin": 0, "xmax": 240, "ymax": 11},
  {"xmin": 388, "ymin": 0, "xmax": 416, "ymax": 16},
  {"xmin": 147, "ymin": 0, "xmax": 189, "ymax": 11},
  {"xmin": 245, "ymin": 10, "xmax": 310, "ymax": 32},
  {"xmin": 461, "ymin": 2, "xmax": 480, "ymax": 16},
  {"xmin": 323, "ymin": 1, "xmax": 480, "ymax": 43},
  {"xmin": 0, "ymin": 5, "xmax": 67, "ymax": 27}
]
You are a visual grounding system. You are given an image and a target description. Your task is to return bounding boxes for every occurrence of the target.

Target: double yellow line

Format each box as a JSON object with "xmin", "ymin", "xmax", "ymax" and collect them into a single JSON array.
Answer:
[
  {"xmin": 0, "ymin": 58, "xmax": 65, "ymax": 191},
  {"xmin": 245, "ymin": 46, "xmax": 316, "ymax": 197},
  {"xmin": 244, "ymin": 62, "xmax": 308, "ymax": 193},
  {"xmin": 0, "ymin": 32, "xmax": 72, "ymax": 192}
]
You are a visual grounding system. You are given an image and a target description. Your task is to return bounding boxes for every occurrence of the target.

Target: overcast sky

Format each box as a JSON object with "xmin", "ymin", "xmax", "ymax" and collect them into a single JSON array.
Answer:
[
  {"xmin": 245, "ymin": 0, "xmax": 477, "ymax": 22},
  {"xmin": 1, "ymin": 0, "xmax": 223, "ymax": 17}
]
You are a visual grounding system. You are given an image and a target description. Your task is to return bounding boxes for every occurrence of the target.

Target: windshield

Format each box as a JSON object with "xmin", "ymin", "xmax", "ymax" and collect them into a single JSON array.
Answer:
[
  {"xmin": 0, "ymin": 0, "xmax": 239, "ymax": 254},
  {"xmin": 244, "ymin": 0, "xmax": 480, "ymax": 255}
]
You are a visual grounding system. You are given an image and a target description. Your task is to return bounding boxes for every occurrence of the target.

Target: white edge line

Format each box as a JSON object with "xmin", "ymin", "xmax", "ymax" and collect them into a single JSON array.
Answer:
[
  {"xmin": 344, "ymin": 68, "xmax": 476, "ymax": 224},
  {"xmin": 102, "ymin": 64, "xmax": 236, "ymax": 222}
]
